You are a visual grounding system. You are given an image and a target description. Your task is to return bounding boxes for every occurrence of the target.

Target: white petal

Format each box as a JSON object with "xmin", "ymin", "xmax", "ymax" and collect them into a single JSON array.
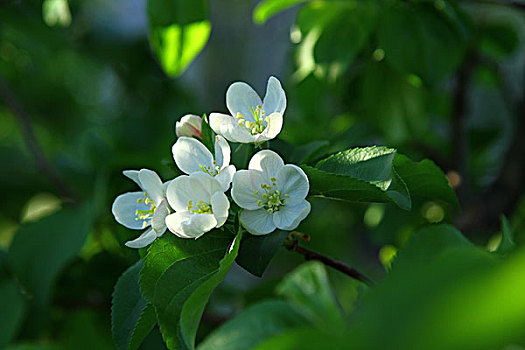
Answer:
[
  {"xmin": 273, "ymin": 200, "xmax": 311, "ymax": 231},
  {"xmin": 175, "ymin": 114, "xmax": 202, "ymax": 138},
  {"xmin": 151, "ymin": 200, "xmax": 170, "ymax": 235},
  {"xmin": 256, "ymin": 112, "xmax": 283, "ymax": 142},
  {"xmin": 231, "ymin": 169, "xmax": 266, "ymax": 210},
  {"xmin": 211, "ymin": 192, "xmax": 230, "ymax": 228},
  {"xmin": 248, "ymin": 150, "xmax": 285, "ymax": 182},
  {"xmin": 262, "ymin": 76, "xmax": 286, "ymax": 115},
  {"xmin": 172, "ymin": 137, "xmax": 214, "ymax": 175},
  {"xmin": 226, "ymin": 81, "xmax": 262, "ymax": 122},
  {"xmin": 112, "ymin": 191, "xmax": 150, "ymax": 230},
  {"xmin": 138, "ymin": 169, "xmax": 164, "ymax": 205},
  {"xmin": 166, "ymin": 173, "xmax": 222, "ymax": 211},
  {"xmin": 240, "ymin": 209, "xmax": 276, "ymax": 235},
  {"xmin": 165, "ymin": 212, "xmax": 217, "ymax": 239},
  {"xmin": 214, "ymin": 135, "xmax": 230, "ymax": 169},
  {"xmin": 209, "ymin": 113, "xmax": 256, "ymax": 143},
  {"xmin": 162, "ymin": 180, "xmax": 172, "ymax": 193},
  {"xmin": 125, "ymin": 228, "xmax": 157, "ymax": 249},
  {"xmin": 276, "ymin": 164, "xmax": 310, "ymax": 200},
  {"xmin": 123, "ymin": 170, "xmax": 141, "ymax": 187},
  {"xmin": 215, "ymin": 165, "xmax": 236, "ymax": 191}
]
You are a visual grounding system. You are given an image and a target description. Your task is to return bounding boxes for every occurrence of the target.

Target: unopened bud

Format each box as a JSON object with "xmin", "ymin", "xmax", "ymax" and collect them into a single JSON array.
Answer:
[{"xmin": 175, "ymin": 114, "xmax": 202, "ymax": 138}]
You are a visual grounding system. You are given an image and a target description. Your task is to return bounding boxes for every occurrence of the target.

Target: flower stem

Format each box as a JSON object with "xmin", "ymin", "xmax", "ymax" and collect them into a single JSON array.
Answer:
[{"xmin": 285, "ymin": 239, "xmax": 375, "ymax": 286}]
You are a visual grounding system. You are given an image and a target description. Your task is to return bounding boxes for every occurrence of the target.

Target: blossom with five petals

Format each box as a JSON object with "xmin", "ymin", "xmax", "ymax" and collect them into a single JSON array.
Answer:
[
  {"xmin": 209, "ymin": 76, "xmax": 286, "ymax": 143},
  {"xmin": 165, "ymin": 173, "xmax": 230, "ymax": 239},
  {"xmin": 112, "ymin": 169, "xmax": 170, "ymax": 248},
  {"xmin": 175, "ymin": 114, "xmax": 202, "ymax": 138},
  {"xmin": 172, "ymin": 135, "xmax": 236, "ymax": 191},
  {"xmin": 231, "ymin": 150, "xmax": 311, "ymax": 235}
]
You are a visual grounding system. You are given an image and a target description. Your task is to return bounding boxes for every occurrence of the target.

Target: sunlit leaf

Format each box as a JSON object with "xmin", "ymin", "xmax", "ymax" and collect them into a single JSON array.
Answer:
[
  {"xmin": 42, "ymin": 0, "xmax": 71, "ymax": 27},
  {"xmin": 253, "ymin": 0, "xmax": 307, "ymax": 25},
  {"xmin": 147, "ymin": 0, "xmax": 211, "ymax": 77}
]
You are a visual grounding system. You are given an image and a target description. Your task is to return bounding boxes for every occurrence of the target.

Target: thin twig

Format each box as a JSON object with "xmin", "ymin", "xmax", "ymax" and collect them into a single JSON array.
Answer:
[
  {"xmin": 0, "ymin": 76, "xmax": 76, "ymax": 202},
  {"xmin": 285, "ymin": 239, "xmax": 375, "ymax": 286}
]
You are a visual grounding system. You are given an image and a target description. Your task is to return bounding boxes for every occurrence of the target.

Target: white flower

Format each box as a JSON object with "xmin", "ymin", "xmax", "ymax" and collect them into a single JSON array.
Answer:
[
  {"xmin": 112, "ymin": 169, "xmax": 170, "ymax": 248},
  {"xmin": 231, "ymin": 150, "xmax": 311, "ymax": 235},
  {"xmin": 175, "ymin": 114, "xmax": 202, "ymax": 138},
  {"xmin": 165, "ymin": 173, "xmax": 230, "ymax": 239},
  {"xmin": 172, "ymin": 135, "xmax": 236, "ymax": 191},
  {"xmin": 209, "ymin": 76, "xmax": 286, "ymax": 143}
]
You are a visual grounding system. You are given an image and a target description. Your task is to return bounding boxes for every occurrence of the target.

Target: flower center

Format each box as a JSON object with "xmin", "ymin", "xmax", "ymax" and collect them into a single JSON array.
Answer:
[
  {"xmin": 199, "ymin": 163, "xmax": 220, "ymax": 176},
  {"xmin": 136, "ymin": 192, "xmax": 157, "ymax": 228},
  {"xmin": 187, "ymin": 200, "xmax": 213, "ymax": 214},
  {"xmin": 255, "ymin": 177, "xmax": 290, "ymax": 213},
  {"xmin": 235, "ymin": 105, "xmax": 269, "ymax": 135}
]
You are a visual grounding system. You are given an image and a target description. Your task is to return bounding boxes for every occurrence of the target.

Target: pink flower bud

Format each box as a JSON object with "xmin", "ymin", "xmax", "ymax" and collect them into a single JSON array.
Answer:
[{"xmin": 175, "ymin": 114, "xmax": 202, "ymax": 138}]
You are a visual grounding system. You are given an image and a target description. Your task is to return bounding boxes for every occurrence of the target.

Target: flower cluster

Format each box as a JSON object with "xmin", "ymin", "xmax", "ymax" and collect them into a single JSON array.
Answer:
[{"xmin": 112, "ymin": 77, "xmax": 311, "ymax": 248}]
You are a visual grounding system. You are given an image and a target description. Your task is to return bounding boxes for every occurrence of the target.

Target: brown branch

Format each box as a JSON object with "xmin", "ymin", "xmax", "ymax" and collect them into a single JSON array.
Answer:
[
  {"xmin": 285, "ymin": 239, "xmax": 375, "ymax": 286},
  {"xmin": 0, "ymin": 76, "xmax": 76, "ymax": 202}
]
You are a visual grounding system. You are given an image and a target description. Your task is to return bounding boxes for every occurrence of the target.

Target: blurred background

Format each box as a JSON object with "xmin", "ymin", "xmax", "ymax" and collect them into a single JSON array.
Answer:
[{"xmin": 1, "ymin": 0, "xmax": 524, "ymax": 348}]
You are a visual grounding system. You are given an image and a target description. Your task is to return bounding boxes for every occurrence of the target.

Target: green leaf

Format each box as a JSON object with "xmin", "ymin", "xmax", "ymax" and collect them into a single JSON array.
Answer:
[
  {"xmin": 8, "ymin": 204, "xmax": 93, "ymax": 306},
  {"xmin": 342, "ymin": 224, "xmax": 525, "ymax": 349},
  {"xmin": 231, "ymin": 143, "xmax": 254, "ymax": 170},
  {"xmin": 140, "ymin": 230, "xmax": 238, "ymax": 350},
  {"xmin": 392, "ymin": 224, "xmax": 473, "ymax": 271},
  {"xmin": 147, "ymin": 0, "xmax": 210, "ymax": 77},
  {"xmin": 179, "ymin": 230, "xmax": 242, "ymax": 349},
  {"xmin": 253, "ymin": 0, "xmax": 307, "ymax": 25},
  {"xmin": 317, "ymin": 146, "xmax": 396, "ymax": 190},
  {"xmin": 377, "ymin": 3, "xmax": 467, "ymax": 82},
  {"xmin": 200, "ymin": 115, "xmax": 215, "ymax": 155},
  {"xmin": 276, "ymin": 261, "xmax": 345, "ymax": 333},
  {"xmin": 313, "ymin": 3, "xmax": 376, "ymax": 70},
  {"xmin": 252, "ymin": 328, "xmax": 333, "ymax": 350},
  {"xmin": 302, "ymin": 165, "xmax": 411, "ymax": 210},
  {"xmin": 360, "ymin": 62, "xmax": 427, "ymax": 144},
  {"xmin": 139, "ymin": 231, "xmax": 232, "ymax": 303},
  {"xmin": 496, "ymin": 216, "xmax": 515, "ymax": 254},
  {"xmin": 236, "ymin": 229, "xmax": 288, "ymax": 277},
  {"xmin": 111, "ymin": 260, "xmax": 155, "ymax": 350},
  {"xmin": 393, "ymin": 154, "xmax": 459, "ymax": 208},
  {"xmin": 0, "ymin": 279, "xmax": 27, "ymax": 348},
  {"xmin": 198, "ymin": 300, "xmax": 309, "ymax": 350}
]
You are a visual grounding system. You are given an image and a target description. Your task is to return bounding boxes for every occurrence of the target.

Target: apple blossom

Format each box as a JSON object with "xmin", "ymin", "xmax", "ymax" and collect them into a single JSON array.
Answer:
[
  {"xmin": 112, "ymin": 169, "xmax": 170, "ymax": 248},
  {"xmin": 231, "ymin": 150, "xmax": 311, "ymax": 235},
  {"xmin": 209, "ymin": 76, "xmax": 286, "ymax": 143},
  {"xmin": 175, "ymin": 114, "xmax": 202, "ymax": 138},
  {"xmin": 172, "ymin": 135, "xmax": 236, "ymax": 191},
  {"xmin": 165, "ymin": 173, "xmax": 230, "ymax": 239}
]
